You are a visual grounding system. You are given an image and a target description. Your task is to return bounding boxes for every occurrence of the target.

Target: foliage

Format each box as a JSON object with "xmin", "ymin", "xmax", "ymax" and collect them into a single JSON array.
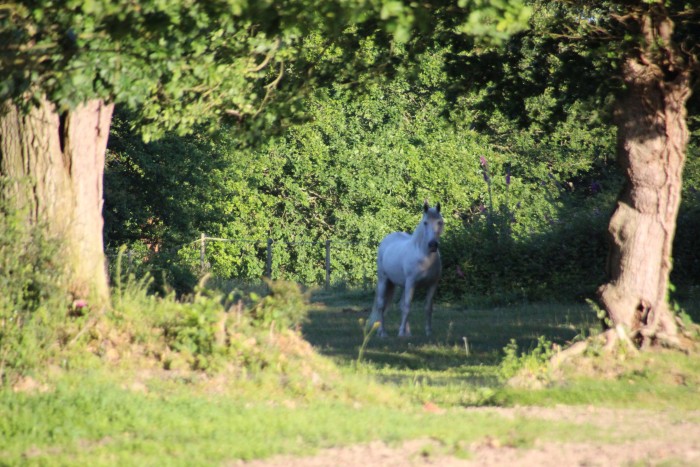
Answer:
[
  {"xmin": 498, "ymin": 336, "xmax": 555, "ymax": 387},
  {"xmin": 94, "ymin": 0, "xmax": 700, "ymax": 304},
  {"xmin": 672, "ymin": 130, "xmax": 700, "ymax": 291},
  {"xmin": 110, "ymin": 258, "xmax": 314, "ymax": 372},
  {"xmin": 0, "ymin": 198, "xmax": 70, "ymax": 383},
  {"xmin": 0, "ymin": 0, "xmax": 323, "ymax": 138},
  {"xmin": 248, "ymin": 279, "xmax": 310, "ymax": 332},
  {"xmin": 104, "ymin": 41, "xmax": 493, "ymax": 289},
  {"xmin": 0, "ymin": 0, "xmax": 532, "ymax": 139},
  {"xmin": 438, "ymin": 99, "xmax": 620, "ymax": 300}
]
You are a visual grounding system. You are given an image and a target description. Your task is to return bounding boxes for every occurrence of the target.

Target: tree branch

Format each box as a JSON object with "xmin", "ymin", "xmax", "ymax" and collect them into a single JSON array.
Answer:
[{"xmin": 247, "ymin": 38, "xmax": 280, "ymax": 73}]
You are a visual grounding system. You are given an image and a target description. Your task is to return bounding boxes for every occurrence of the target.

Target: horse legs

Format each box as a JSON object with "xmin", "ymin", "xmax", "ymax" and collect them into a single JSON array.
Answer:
[
  {"xmin": 398, "ymin": 280, "xmax": 415, "ymax": 337},
  {"xmin": 424, "ymin": 283, "xmax": 438, "ymax": 337},
  {"xmin": 372, "ymin": 278, "xmax": 394, "ymax": 338}
]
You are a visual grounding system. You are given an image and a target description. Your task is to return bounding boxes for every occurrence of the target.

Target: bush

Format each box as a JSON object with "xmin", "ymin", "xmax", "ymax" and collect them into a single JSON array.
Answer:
[
  {"xmin": 498, "ymin": 336, "xmax": 555, "ymax": 388},
  {"xmin": 441, "ymin": 212, "xmax": 610, "ymax": 303},
  {"xmin": 673, "ymin": 192, "xmax": 700, "ymax": 294},
  {"xmin": 110, "ymin": 269, "xmax": 313, "ymax": 372},
  {"xmin": 0, "ymin": 204, "xmax": 70, "ymax": 383},
  {"xmin": 248, "ymin": 279, "xmax": 310, "ymax": 332}
]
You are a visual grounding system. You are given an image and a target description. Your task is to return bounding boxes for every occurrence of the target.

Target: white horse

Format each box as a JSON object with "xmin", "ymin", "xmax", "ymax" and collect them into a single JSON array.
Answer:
[{"xmin": 370, "ymin": 201, "xmax": 444, "ymax": 337}]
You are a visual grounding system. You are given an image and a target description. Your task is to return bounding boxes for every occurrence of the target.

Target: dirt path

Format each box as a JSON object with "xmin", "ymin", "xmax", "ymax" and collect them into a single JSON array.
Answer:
[{"xmin": 238, "ymin": 406, "xmax": 700, "ymax": 466}]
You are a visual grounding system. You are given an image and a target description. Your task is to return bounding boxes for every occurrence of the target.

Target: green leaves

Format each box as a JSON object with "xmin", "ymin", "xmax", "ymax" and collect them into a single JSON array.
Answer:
[
  {"xmin": 380, "ymin": 1, "xmax": 414, "ymax": 43},
  {"xmin": 458, "ymin": 0, "xmax": 533, "ymax": 45},
  {"xmin": 2, "ymin": 0, "xmax": 535, "ymax": 137}
]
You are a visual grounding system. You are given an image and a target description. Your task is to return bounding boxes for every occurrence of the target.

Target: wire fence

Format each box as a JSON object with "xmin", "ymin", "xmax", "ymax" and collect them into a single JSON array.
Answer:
[{"xmin": 107, "ymin": 234, "xmax": 379, "ymax": 288}]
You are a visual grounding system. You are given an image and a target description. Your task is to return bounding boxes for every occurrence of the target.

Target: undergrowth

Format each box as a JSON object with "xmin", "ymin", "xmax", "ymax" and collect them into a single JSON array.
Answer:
[
  {"xmin": 97, "ymin": 253, "xmax": 353, "ymax": 400},
  {"xmin": 498, "ymin": 336, "xmax": 555, "ymax": 388},
  {"xmin": 0, "ymin": 207, "xmax": 70, "ymax": 384}
]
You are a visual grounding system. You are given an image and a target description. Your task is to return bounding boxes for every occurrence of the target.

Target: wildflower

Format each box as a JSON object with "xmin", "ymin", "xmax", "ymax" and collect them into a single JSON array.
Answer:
[
  {"xmin": 480, "ymin": 156, "xmax": 488, "ymax": 167},
  {"xmin": 70, "ymin": 299, "xmax": 89, "ymax": 317},
  {"xmin": 505, "ymin": 167, "xmax": 511, "ymax": 186},
  {"xmin": 456, "ymin": 265, "xmax": 465, "ymax": 279}
]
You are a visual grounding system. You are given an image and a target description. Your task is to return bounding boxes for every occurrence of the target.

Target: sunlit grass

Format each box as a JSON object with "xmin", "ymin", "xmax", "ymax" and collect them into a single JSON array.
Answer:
[{"xmin": 0, "ymin": 372, "xmax": 598, "ymax": 466}]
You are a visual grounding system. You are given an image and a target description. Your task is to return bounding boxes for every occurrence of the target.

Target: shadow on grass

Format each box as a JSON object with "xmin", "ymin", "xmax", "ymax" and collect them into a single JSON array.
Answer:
[
  {"xmin": 303, "ymin": 288, "xmax": 600, "ymax": 373},
  {"xmin": 302, "ymin": 288, "xmax": 700, "ymax": 409}
]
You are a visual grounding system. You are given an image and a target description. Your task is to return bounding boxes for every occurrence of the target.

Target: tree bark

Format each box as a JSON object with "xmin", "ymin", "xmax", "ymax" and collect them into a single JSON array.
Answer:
[
  {"xmin": 0, "ymin": 96, "xmax": 114, "ymax": 305},
  {"xmin": 597, "ymin": 8, "xmax": 691, "ymax": 349}
]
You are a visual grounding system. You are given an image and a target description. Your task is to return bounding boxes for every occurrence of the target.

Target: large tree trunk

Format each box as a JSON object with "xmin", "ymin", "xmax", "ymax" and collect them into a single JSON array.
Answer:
[
  {"xmin": 0, "ymin": 96, "xmax": 114, "ymax": 305},
  {"xmin": 597, "ymin": 8, "xmax": 691, "ymax": 349}
]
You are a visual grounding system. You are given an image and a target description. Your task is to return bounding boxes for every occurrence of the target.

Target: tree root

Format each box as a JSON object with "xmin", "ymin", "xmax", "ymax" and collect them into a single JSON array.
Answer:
[
  {"xmin": 551, "ymin": 322, "xmax": 696, "ymax": 370},
  {"xmin": 550, "ymin": 340, "xmax": 588, "ymax": 369},
  {"xmin": 604, "ymin": 325, "xmax": 640, "ymax": 354}
]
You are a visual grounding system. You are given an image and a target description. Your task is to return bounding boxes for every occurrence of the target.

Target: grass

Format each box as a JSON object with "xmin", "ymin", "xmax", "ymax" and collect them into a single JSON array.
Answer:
[
  {"xmin": 305, "ymin": 288, "xmax": 600, "ymax": 367},
  {"xmin": 0, "ymin": 372, "xmax": 597, "ymax": 466},
  {"xmin": 304, "ymin": 288, "xmax": 700, "ymax": 409},
  {"xmin": 2, "ymin": 285, "xmax": 699, "ymax": 465},
  {"xmin": 304, "ymin": 288, "xmax": 602, "ymax": 404}
]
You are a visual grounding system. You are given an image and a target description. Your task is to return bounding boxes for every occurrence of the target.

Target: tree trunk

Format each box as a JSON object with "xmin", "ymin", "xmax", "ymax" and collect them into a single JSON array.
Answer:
[
  {"xmin": 0, "ymin": 96, "xmax": 114, "ymax": 305},
  {"xmin": 597, "ymin": 9, "xmax": 691, "ymax": 349}
]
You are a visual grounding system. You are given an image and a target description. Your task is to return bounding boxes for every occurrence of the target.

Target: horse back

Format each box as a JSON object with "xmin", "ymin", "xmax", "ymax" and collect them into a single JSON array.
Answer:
[{"xmin": 378, "ymin": 232, "xmax": 410, "ymax": 260}]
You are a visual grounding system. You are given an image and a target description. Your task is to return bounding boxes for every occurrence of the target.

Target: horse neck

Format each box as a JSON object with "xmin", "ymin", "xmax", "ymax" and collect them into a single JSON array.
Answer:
[{"xmin": 411, "ymin": 218, "xmax": 428, "ymax": 248}]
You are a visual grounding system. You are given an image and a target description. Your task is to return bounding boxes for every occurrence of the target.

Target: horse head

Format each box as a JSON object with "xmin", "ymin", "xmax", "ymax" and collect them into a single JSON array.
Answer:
[{"xmin": 421, "ymin": 200, "xmax": 444, "ymax": 253}]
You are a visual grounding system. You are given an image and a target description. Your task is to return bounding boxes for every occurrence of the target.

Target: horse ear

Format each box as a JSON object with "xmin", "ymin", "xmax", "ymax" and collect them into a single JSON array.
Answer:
[
  {"xmin": 423, "ymin": 199, "xmax": 429, "ymax": 212},
  {"xmin": 436, "ymin": 202, "xmax": 441, "ymax": 213}
]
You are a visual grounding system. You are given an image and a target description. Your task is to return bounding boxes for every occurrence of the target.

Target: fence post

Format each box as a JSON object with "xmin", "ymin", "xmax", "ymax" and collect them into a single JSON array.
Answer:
[
  {"xmin": 325, "ymin": 240, "xmax": 331, "ymax": 289},
  {"xmin": 200, "ymin": 233, "xmax": 206, "ymax": 271},
  {"xmin": 265, "ymin": 238, "xmax": 273, "ymax": 278}
]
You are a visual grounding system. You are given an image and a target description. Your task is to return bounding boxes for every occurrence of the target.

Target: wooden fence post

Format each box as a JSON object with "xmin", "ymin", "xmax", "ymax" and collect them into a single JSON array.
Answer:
[
  {"xmin": 265, "ymin": 238, "xmax": 273, "ymax": 278},
  {"xmin": 200, "ymin": 233, "xmax": 206, "ymax": 271},
  {"xmin": 325, "ymin": 240, "xmax": 331, "ymax": 289}
]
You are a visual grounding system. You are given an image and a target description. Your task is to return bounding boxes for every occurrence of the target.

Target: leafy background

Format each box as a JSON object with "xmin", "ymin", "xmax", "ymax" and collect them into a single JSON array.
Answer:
[{"xmin": 103, "ymin": 29, "xmax": 700, "ymax": 302}]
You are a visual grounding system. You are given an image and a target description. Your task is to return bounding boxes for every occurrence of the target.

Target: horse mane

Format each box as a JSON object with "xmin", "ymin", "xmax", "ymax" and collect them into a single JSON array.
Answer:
[{"xmin": 412, "ymin": 216, "xmax": 427, "ymax": 244}]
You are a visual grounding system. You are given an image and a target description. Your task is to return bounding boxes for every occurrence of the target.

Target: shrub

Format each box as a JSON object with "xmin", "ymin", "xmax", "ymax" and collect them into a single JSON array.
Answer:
[
  {"xmin": 114, "ymin": 275, "xmax": 313, "ymax": 372},
  {"xmin": 0, "ymin": 203, "xmax": 70, "ymax": 383},
  {"xmin": 440, "ymin": 163, "xmax": 612, "ymax": 303},
  {"xmin": 248, "ymin": 279, "xmax": 310, "ymax": 332},
  {"xmin": 498, "ymin": 336, "xmax": 555, "ymax": 388}
]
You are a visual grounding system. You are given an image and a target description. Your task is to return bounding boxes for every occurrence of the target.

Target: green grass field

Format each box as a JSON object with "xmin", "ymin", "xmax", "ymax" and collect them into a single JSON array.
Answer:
[
  {"xmin": 305, "ymin": 288, "xmax": 600, "ymax": 366},
  {"xmin": 3, "ymin": 373, "xmax": 604, "ymax": 465},
  {"xmin": 305, "ymin": 289, "xmax": 700, "ymax": 408},
  {"xmin": 2, "ymin": 287, "xmax": 699, "ymax": 465}
]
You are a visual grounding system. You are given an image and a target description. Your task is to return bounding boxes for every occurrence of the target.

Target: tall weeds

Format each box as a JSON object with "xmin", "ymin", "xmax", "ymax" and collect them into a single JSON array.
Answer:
[{"xmin": 0, "ymin": 204, "xmax": 69, "ymax": 384}]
